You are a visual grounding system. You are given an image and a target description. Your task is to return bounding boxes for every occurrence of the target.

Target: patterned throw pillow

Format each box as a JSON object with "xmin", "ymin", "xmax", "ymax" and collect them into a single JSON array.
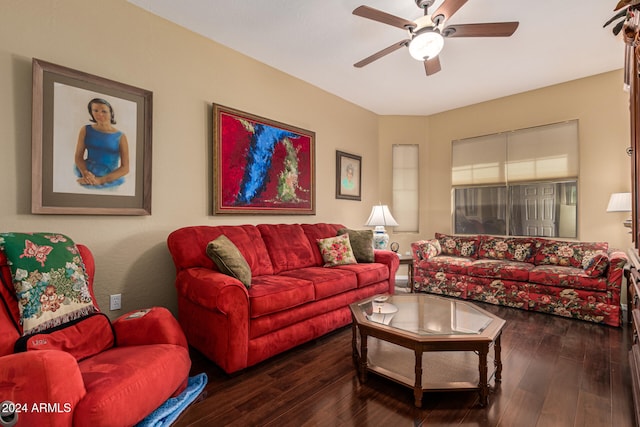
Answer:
[
  {"xmin": 412, "ymin": 239, "xmax": 442, "ymax": 261},
  {"xmin": 534, "ymin": 239, "xmax": 608, "ymax": 268},
  {"xmin": 206, "ymin": 235, "xmax": 252, "ymax": 288},
  {"xmin": 582, "ymin": 252, "xmax": 609, "ymax": 277},
  {"xmin": 435, "ymin": 233, "xmax": 478, "ymax": 258},
  {"xmin": 0, "ymin": 232, "xmax": 97, "ymax": 336},
  {"xmin": 478, "ymin": 236, "xmax": 536, "ymax": 263},
  {"xmin": 337, "ymin": 228, "xmax": 374, "ymax": 263},
  {"xmin": 316, "ymin": 234, "xmax": 357, "ymax": 267}
]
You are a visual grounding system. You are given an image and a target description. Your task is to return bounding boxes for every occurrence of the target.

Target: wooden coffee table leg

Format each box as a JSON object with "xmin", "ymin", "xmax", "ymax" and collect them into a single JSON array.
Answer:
[
  {"xmin": 478, "ymin": 345, "xmax": 488, "ymax": 407},
  {"xmin": 351, "ymin": 322, "xmax": 358, "ymax": 368},
  {"xmin": 495, "ymin": 334, "xmax": 502, "ymax": 382},
  {"xmin": 358, "ymin": 329, "xmax": 368, "ymax": 383},
  {"xmin": 414, "ymin": 348, "xmax": 423, "ymax": 408}
]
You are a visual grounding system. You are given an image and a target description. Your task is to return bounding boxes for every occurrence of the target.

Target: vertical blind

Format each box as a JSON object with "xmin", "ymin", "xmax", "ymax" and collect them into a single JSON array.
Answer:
[
  {"xmin": 452, "ymin": 120, "xmax": 579, "ymax": 186},
  {"xmin": 392, "ymin": 144, "xmax": 419, "ymax": 232}
]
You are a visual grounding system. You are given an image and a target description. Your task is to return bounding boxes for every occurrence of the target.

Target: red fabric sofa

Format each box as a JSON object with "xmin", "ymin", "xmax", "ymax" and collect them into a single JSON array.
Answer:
[
  {"xmin": 0, "ymin": 244, "xmax": 192, "ymax": 427},
  {"xmin": 167, "ymin": 223, "xmax": 400, "ymax": 374},
  {"xmin": 411, "ymin": 233, "xmax": 628, "ymax": 327}
]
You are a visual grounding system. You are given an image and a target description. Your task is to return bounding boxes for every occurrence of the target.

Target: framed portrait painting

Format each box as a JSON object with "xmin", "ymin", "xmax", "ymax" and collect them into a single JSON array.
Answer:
[
  {"xmin": 31, "ymin": 58, "xmax": 152, "ymax": 215},
  {"xmin": 213, "ymin": 104, "xmax": 315, "ymax": 215},
  {"xmin": 335, "ymin": 150, "xmax": 361, "ymax": 201}
]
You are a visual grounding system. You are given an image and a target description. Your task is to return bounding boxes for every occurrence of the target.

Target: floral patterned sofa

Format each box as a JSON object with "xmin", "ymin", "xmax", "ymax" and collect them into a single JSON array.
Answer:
[{"xmin": 411, "ymin": 233, "xmax": 628, "ymax": 327}]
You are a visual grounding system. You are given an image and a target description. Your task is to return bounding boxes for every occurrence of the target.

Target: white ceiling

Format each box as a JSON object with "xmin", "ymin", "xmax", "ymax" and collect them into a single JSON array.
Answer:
[{"xmin": 127, "ymin": 0, "xmax": 625, "ymax": 116}]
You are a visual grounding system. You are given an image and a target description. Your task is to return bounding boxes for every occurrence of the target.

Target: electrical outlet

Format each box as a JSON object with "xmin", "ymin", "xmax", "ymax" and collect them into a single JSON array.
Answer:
[{"xmin": 110, "ymin": 294, "xmax": 122, "ymax": 311}]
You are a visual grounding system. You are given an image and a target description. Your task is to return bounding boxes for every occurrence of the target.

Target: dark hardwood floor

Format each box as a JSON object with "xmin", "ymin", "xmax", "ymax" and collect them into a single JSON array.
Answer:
[{"xmin": 173, "ymin": 302, "xmax": 635, "ymax": 427}]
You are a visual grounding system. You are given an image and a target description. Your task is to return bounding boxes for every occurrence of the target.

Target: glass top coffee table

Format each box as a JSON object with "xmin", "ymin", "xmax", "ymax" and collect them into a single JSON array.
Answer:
[{"xmin": 349, "ymin": 293, "xmax": 505, "ymax": 408}]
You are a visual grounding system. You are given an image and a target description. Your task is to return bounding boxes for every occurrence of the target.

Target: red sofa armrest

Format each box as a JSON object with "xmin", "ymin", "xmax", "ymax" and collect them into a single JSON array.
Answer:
[
  {"xmin": 606, "ymin": 249, "xmax": 628, "ymax": 305},
  {"xmin": 0, "ymin": 351, "xmax": 86, "ymax": 427},
  {"xmin": 112, "ymin": 307, "xmax": 188, "ymax": 348},
  {"xmin": 174, "ymin": 268, "xmax": 251, "ymax": 373},
  {"xmin": 373, "ymin": 250, "xmax": 400, "ymax": 293},
  {"xmin": 175, "ymin": 268, "xmax": 250, "ymax": 313}
]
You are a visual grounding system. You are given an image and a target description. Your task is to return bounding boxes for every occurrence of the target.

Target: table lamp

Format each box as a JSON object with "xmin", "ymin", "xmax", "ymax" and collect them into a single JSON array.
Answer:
[
  {"xmin": 606, "ymin": 192, "xmax": 632, "ymax": 228},
  {"xmin": 365, "ymin": 204, "xmax": 399, "ymax": 249}
]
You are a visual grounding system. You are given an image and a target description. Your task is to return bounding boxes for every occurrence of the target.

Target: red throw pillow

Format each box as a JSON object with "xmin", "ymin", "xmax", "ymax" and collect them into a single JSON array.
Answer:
[
  {"xmin": 14, "ymin": 313, "xmax": 114, "ymax": 361},
  {"xmin": 584, "ymin": 253, "xmax": 609, "ymax": 277}
]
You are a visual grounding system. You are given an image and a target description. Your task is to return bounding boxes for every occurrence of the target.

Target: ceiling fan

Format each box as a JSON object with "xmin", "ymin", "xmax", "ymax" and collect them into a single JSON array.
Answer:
[{"xmin": 353, "ymin": 0, "xmax": 519, "ymax": 76}]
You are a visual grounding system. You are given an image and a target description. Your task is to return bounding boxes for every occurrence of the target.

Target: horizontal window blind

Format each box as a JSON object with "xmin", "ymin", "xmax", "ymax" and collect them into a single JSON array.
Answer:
[
  {"xmin": 452, "ymin": 120, "xmax": 578, "ymax": 185},
  {"xmin": 452, "ymin": 134, "xmax": 506, "ymax": 186},
  {"xmin": 506, "ymin": 120, "xmax": 579, "ymax": 182},
  {"xmin": 392, "ymin": 144, "xmax": 419, "ymax": 232}
]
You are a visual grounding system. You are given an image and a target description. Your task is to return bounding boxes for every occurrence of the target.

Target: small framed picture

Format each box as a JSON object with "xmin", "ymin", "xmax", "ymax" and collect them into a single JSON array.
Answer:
[{"xmin": 336, "ymin": 150, "xmax": 361, "ymax": 201}]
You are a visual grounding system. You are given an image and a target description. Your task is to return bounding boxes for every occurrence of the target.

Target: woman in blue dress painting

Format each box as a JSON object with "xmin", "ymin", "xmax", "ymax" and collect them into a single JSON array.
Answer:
[{"xmin": 74, "ymin": 98, "xmax": 130, "ymax": 188}]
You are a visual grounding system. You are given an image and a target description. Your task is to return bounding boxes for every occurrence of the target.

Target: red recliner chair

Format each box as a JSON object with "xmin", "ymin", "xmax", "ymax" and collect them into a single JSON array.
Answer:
[{"xmin": 0, "ymin": 237, "xmax": 191, "ymax": 427}]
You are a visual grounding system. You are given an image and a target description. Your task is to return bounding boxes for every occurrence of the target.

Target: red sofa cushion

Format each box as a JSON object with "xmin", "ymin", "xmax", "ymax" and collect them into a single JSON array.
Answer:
[
  {"xmin": 258, "ymin": 224, "xmax": 317, "ymax": 274},
  {"xmin": 417, "ymin": 255, "xmax": 475, "ymax": 275},
  {"xmin": 249, "ymin": 274, "xmax": 315, "ymax": 318},
  {"xmin": 468, "ymin": 259, "xmax": 534, "ymax": 281},
  {"xmin": 529, "ymin": 265, "xmax": 608, "ymax": 291},
  {"xmin": 336, "ymin": 262, "xmax": 390, "ymax": 287},
  {"xmin": 280, "ymin": 267, "xmax": 357, "ymax": 300},
  {"xmin": 75, "ymin": 344, "xmax": 190, "ymax": 427},
  {"xmin": 168, "ymin": 225, "xmax": 274, "ymax": 276}
]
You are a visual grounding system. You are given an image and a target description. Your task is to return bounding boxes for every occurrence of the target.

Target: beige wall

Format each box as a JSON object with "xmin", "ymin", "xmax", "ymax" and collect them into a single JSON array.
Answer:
[
  {"xmin": 1, "ymin": 1, "xmax": 632, "ymax": 318},
  {"xmin": 381, "ymin": 70, "xmax": 632, "ymax": 253},
  {"xmin": 0, "ymin": 0, "xmax": 379, "ymax": 317}
]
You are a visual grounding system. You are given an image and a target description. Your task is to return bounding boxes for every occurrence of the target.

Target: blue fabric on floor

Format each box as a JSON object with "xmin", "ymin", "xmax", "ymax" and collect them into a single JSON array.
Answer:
[{"xmin": 136, "ymin": 373, "xmax": 208, "ymax": 427}]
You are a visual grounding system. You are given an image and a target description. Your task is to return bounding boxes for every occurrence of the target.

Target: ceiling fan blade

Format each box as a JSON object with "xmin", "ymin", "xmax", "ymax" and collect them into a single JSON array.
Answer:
[
  {"xmin": 442, "ymin": 22, "xmax": 519, "ymax": 37},
  {"xmin": 353, "ymin": 5, "xmax": 416, "ymax": 30},
  {"xmin": 424, "ymin": 57, "xmax": 441, "ymax": 76},
  {"xmin": 354, "ymin": 40, "xmax": 409, "ymax": 68},
  {"xmin": 431, "ymin": 0, "xmax": 468, "ymax": 25}
]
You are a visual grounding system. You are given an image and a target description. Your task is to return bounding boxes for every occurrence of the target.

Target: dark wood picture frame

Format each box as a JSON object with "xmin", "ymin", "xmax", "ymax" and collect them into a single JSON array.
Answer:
[
  {"xmin": 31, "ymin": 58, "xmax": 152, "ymax": 215},
  {"xmin": 336, "ymin": 150, "xmax": 362, "ymax": 201},
  {"xmin": 213, "ymin": 104, "xmax": 316, "ymax": 215}
]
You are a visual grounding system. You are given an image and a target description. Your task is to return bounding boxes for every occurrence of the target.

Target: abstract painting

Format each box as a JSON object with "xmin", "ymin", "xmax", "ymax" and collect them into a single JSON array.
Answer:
[{"xmin": 213, "ymin": 104, "xmax": 315, "ymax": 214}]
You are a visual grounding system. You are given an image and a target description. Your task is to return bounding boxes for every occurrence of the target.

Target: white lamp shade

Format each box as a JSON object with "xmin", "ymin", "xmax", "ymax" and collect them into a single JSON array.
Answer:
[
  {"xmin": 408, "ymin": 31, "xmax": 444, "ymax": 61},
  {"xmin": 606, "ymin": 192, "xmax": 631, "ymax": 212},
  {"xmin": 365, "ymin": 205, "xmax": 399, "ymax": 227}
]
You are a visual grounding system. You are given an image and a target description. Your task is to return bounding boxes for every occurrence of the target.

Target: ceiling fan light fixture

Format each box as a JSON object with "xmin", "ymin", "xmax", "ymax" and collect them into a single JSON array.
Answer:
[
  {"xmin": 409, "ymin": 31, "xmax": 444, "ymax": 61},
  {"xmin": 408, "ymin": 30, "xmax": 444, "ymax": 60}
]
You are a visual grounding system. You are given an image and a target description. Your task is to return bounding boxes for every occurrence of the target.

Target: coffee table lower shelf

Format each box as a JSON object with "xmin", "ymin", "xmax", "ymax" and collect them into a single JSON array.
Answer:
[{"xmin": 352, "ymin": 324, "xmax": 502, "ymax": 408}]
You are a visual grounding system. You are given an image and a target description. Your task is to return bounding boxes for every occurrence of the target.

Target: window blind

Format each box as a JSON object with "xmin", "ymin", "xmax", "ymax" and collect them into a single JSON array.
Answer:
[
  {"xmin": 392, "ymin": 144, "xmax": 419, "ymax": 232},
  {"xmin": 452, "ymin": 120, "xmax": 579, "ymax": 185}
]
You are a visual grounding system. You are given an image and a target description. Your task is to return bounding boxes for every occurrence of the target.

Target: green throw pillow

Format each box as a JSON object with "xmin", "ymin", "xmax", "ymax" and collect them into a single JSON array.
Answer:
[
  {"xmin": 0, "ymin": 232, "xmax": 97, "ymax": 335},
  {"xmin": 337, "ymin": 228, "xmax": 374, "ymax": 263},
  {"xmin": 316, "ymin": 234, "xmax": 358, "ymax": 267},
  {"xmin": 206, "ymin": 235, "xmax": 252, "ymax": 288}
]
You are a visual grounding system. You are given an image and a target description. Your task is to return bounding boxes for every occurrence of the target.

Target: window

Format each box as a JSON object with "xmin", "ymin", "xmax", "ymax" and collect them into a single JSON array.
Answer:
[
  {"xmin": 392, "ymin": 144, "xmax": 419, "ymax": 232},
  {"xmin": 452, "ymin": 121, "xmax": 578, "ymax": 238}
]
